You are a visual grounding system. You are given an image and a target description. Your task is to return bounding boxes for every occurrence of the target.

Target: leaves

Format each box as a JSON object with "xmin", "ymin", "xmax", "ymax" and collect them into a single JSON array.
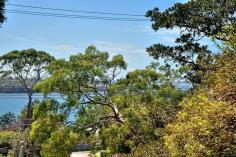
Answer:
[
  {"xmin": 0, "ymin": 0, "xmax": 6, "ymax": 26},
  {"xmin": 146, "ymin": 0, "xmax": 236, "ymax": 85},
  {"xmin": 163, "ymin": 50, "xmax": 236, "ymax": 156},
  {"xmin": 40, "ymin": 129, "xmax": 79, "ymax": 157},
  {"xmin": 0, "ymin": 49, "xmax": 55, "ymax": 119},
  {"xmin": 164, "ymin": 93, "xmax": 236, "ymax": 156}
]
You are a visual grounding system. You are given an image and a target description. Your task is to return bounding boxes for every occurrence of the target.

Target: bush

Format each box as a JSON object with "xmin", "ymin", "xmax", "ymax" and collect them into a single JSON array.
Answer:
[
  {"xmin": 0, "ymin": 131, "xmax": 16, "ymax": 148},
  {"xmin": 120, "ymin": 142, "xmax": 170, "ymax": 157},
  {"xmin": 164, "ymin": 94, "xmax": 236, "ymax": 156}
]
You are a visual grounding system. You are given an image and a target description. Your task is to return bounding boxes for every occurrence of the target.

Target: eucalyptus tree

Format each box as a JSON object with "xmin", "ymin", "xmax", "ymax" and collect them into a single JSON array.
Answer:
[
  {"xmin": 0, "ymin": 49, "xmax": 55, "ymax": 120},
  {"xmin": 37, "ymin": 45, "xmax": 127, "ymax": 132},
  {"xmin": 146, "ymin": 0, "xmax": 236, "ymax": 85}
]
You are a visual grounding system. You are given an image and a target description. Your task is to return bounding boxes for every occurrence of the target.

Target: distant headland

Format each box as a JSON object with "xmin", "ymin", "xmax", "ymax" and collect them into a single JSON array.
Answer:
[{"xmin": 0, "ymin": 78, "xmax": 27, "ymax": 93}]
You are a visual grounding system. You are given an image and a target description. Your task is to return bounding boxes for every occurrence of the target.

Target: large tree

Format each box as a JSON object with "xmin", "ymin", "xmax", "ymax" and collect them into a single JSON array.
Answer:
[
  {"xmin": 146, "ymin": 0, "xmax": 236, "ymax": 85},
  {"xmin": 31, "ymin": 46, "xmax": 127, "ymax": 156},
  {"xmin": 164, "ymin": 35, "xmax": 236, "ymax": 157},
  {"xmin": 0, "ymin": 49, "xmax": 55, "ymax": 121},
  {"xmin": 0, "ymin": 0, "xmax": 6, "ymax": 27},
  {"xmin": 37, "ymin": 46, "xmax": 127, "ymax": 131}
]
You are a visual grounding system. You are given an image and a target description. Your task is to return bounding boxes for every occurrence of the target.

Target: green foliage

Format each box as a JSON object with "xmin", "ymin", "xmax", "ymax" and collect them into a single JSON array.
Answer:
[
  {"xmin": 100, "ymin": 68, "xmax": 184, "ymax": 154},
  {"xmin": 99, "ymin": 150, "xmax": 111, "ymax": 157},
  {"xmin": 146, "ymin": 0, "xmax": 236, "ymax": 85},
  {"xmin": 146, "ymin": 0, "xmax": 236, "ymax": 40},
  {"xmin": 0, "ymin": 112, "xmax": 16, "ymax": 130},
  {"xmin": 0, "ymin": 49, "xmax": 55, "ymax": 119},
  {"xmin": 37, "ymin": 45, "xmax": 127, "ymax": 133},
  {"xmin": 0, "ymin": 131, "xmax": 17, "ymax": 147},
  {"xmin": 204, "ymin": 52, "xmax": 236, "ymax": 103},
  {"xmin": 163, "ymin": 49, "xmax": 236, "ymax": 157},
  {"xmin": 30, "ymin": 99, "xmax": 78, "ymax": 157},
  {"xmin": 0, "ymin": 49, "xmax": 55, "ymax": 77},
  {"xmin": 116, "ymin": 142, "xmax": 170, "ymax": 157},
  {"xmin": 212, "ymin": 25, "xmax": 236, "ymax": 52},
  {"xmin": 164, "ymin": 93, "xmax": 236, "ymax": 157},
  {"xmin": 30, "ymin": 99, "xmax": 67, "ymax": 145},
  {"xmin": 40, "ymin": 129, "xmax": 78, "ymax": 157},
  {"xmin": 38, "ymin": 45, "xmax": 126, "ymax": 97},
  {"xmin": 34, "ymin": 46, "xmax": 185, "ymax": 155},
  {"xmin": 0, "ymin": 0, "xmax": 6, "ymax": 26}
]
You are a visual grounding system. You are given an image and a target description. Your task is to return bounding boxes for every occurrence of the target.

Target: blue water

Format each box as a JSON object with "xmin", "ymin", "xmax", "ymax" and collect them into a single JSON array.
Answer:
[{"xmin": 0, "ymin": 93, "xmax": 62, "ymax": 115}]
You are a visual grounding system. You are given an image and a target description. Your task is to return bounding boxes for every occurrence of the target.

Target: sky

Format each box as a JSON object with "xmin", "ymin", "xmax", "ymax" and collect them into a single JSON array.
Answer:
[{"xmin": 0, "ymin": 0, "xmax": 202, "ymax": 73}]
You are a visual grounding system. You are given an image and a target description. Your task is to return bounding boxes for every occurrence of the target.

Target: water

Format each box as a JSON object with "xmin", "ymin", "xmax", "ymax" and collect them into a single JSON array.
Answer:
[{"xmin": 0, "ymin": 93, "xmax": 62, "ymax": 116}]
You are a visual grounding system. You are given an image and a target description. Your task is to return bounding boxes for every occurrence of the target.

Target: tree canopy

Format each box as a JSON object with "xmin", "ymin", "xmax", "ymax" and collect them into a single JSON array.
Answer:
[
  {"xmin": 0, "ymin": 49, "xmax": 55, "ymax": 120},
  {"xmin": 164, "ymin": 93, "xmax": 236, "ymax": 156},
  {"xmin": 146, "ymin": 0, "xmax": 236, "ymax": 85},
  {"xmin": 37, "ymin": 46, "xmax": 127, "ymax": 127},
  {"xmin": 164, "ymin": 33, "xmax": 236, "ymax": 157}
]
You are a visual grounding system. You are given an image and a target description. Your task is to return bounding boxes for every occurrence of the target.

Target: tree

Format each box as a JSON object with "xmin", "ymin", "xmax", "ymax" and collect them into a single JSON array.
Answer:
[
  {"xmin": 0, "ymin": 112, "xmax": 16, "ymax": 130},
  {"xmin": 203, "ymin": 31, "xmax": 236, "ymax": 104},
  {"xmin": 30, "ymin": 99, "xmax": 78, "ymax": 157},
  {"xmin": 0, "ymin": 0, "xmax": 6, "ymax": 27},
  {"xmin": 40, "ymin": 129, "xmax": 78, "ymax": 157},
  {"xmin": 146, "ymin": 0, "xmax": 236, "ymax": 85},
  {"xmin": 204, "ymin": 52, "xmax": 236, "ymax": 103},
  {"xmin": 164, "ymin": 46, "xmax": 236, "ymax": 156},
  {"xmin": 35, "ymin": 50, "xmax": 185, "ymax": 155},
  {"xmin": 99, "ymin": 67, "xmax": 184, "ymax": 154},
  {"xmin": 0, "ymin": 49, "xmax": 55, "ymax": 120},
  {"xmin": 37, "ymin": 46, "xmax": 127, "ymax": 132},
  {"xmin": 32, "ymin": 46, "xmax": 128, "ymax": 156}
]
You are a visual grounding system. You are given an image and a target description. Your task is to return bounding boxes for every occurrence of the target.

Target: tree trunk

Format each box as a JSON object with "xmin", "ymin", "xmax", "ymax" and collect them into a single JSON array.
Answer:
[
  {"xmin": 23, "ymin": 93, "xmax": 33, "ymax": 129},
  {"xmin": 112, "ymin": 104, "xmax": 124, "ymax": 123},
  {"xmin": 26, "ymin": 94, "xmax": 32, "ymax": 119}
]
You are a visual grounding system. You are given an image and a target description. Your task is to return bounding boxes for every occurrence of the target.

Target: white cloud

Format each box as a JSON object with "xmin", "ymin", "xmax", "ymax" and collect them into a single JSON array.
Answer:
[
  {"xmin": 3, "ymin": 32, "xmax": 46, "ymax": 44},
  {"xmin": 135, "ymin": 25, "xmax": 154, "ymax": 34},
  {"xmin": 50, "ymin": 44, "xmax": 78, "ymax": 52},
  {"xmin": 93, "ymin": 41, "xmax": 146, "ymax": 56},
  {"xmin": 121, "ymin": 25, "xmax": 180, "ymax": 36},
  {"xmin": 155, "ymin": 28, "xmax": 180, "ymax": 36},
  {"xmin": 92, "ymin": 40, "xmax": 154, "ymax": 73},
  {"xmin": 160, "ymin": 37, "xmax": 177, "ymax": 44}
]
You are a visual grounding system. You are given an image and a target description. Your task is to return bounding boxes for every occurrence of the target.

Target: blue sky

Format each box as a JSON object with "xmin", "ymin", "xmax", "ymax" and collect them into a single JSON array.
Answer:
[{"xmin": 0, "ymin": 0, "xmax": 207, "ymax": 73}]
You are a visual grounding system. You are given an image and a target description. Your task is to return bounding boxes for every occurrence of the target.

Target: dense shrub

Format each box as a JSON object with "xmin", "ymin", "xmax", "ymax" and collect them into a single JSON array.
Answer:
[
  {"xmin": 0, "ymin": 131, "xmax": 16, "ymax": 148},
  {"xmin": 164, "ymin": 94, "xmax": 236, "ymax": 156}
]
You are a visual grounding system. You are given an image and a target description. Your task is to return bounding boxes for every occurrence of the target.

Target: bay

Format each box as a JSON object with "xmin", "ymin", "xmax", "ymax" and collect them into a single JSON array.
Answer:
[{"xmin": 0, "ymin": 93, "xmax": 62, "ymax": 115}]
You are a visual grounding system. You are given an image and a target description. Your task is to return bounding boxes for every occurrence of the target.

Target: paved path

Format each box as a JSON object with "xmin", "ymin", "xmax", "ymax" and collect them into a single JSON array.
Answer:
[{"xmin": 71, "ymin": 151, "xmax": 90, "ymax": 157}]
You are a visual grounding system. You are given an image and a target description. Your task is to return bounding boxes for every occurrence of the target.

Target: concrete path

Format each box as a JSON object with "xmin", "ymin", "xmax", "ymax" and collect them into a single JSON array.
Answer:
[{"xmin": 71, "ymin": 151, "xmax": 91, "ymax": 157}]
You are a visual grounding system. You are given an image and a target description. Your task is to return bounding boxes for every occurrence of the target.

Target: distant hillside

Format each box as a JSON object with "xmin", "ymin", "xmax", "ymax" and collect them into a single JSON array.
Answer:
[{"xmin": 0, "ymin": 78, "xmax": 26, "ymax": 93}]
